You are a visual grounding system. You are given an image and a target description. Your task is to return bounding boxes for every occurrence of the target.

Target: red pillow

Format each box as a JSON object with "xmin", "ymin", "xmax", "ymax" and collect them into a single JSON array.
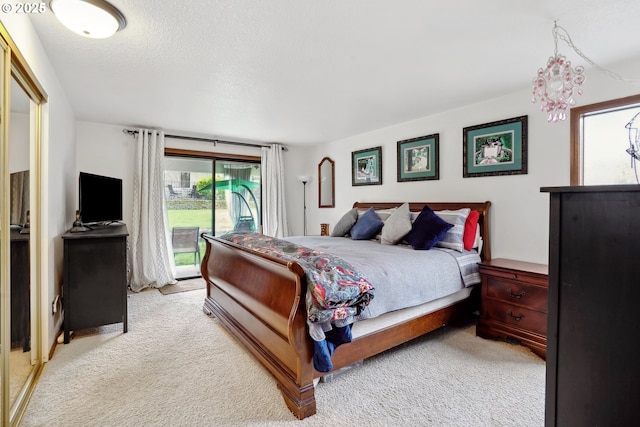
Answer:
[{"xmin": 463, "ymin": 210, "xmax": 480, "ymax": 251}]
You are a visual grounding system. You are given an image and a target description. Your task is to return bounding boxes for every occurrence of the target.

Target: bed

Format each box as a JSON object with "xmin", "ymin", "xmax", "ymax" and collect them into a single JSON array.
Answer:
[{"xmin": 201, "ymin": 201, "xmax": 491, "ymax": 419}]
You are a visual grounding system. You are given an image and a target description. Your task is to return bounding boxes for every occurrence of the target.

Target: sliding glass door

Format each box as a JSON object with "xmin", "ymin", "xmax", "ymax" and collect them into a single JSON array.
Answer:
[
  {"xmin": 214, "ymin": 160, "xmax": 261, "ymax": 236},
  {"xmin": 164, "ymin": 154, "xmax": 260, "ymax": 279}
]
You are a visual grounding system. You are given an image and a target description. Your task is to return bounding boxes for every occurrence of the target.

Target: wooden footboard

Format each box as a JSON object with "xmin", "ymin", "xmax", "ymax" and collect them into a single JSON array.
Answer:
[
  {"xmin": 200, "ymin": 235, "xmax": 316, "ymax": 419},
  {"xmin": 201, "ymin": 201, "xmax": 491, "ymax": 419}
]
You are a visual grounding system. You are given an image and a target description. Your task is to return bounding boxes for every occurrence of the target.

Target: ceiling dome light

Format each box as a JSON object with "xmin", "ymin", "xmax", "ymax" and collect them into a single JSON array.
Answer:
[{"xmin": 50, "ymin": 0, "xmax": 126, "ymax": 39}]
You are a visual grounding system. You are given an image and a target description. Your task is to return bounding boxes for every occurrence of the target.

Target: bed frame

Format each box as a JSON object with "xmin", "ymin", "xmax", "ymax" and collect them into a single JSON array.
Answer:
[{"xmin": 201, "ymin": 201, "xmax": 491, "ymax": 419}]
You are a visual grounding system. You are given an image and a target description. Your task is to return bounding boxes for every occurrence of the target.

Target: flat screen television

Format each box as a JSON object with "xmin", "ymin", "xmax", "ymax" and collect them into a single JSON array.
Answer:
[{"xmin": 79, "ymin": 172, "xmax": 123, "ymax": 224}]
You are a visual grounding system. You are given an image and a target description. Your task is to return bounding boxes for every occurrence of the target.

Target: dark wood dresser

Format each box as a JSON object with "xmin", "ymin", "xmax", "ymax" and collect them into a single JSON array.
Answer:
[
  {"xmin": 476, "ymin": 258, "xmax": 548, "ymax": 359},
  {"xmin": 541, "ymin": 185, "xmax": 640, "ymax": 426},
  {"xmin": 62, "ymin": 224, "xmax": 128, "ymax": 344}
]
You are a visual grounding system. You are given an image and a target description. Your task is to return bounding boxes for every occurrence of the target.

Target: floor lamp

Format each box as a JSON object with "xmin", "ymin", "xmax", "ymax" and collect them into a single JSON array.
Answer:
[{"xmin": 298, "ymin": 175, "xmax": 310, "ymax": 235}]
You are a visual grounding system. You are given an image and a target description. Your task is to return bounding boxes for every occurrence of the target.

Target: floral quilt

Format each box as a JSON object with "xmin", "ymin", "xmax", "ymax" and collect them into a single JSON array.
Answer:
[{"xmin": 219, "ymin": 232, "xmax": 375, "ymax": 326}]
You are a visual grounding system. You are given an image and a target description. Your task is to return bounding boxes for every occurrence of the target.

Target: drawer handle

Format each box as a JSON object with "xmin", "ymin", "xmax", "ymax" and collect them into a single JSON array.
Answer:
[
  {"xmin": 507, "ymin": 311, "xmax": 525, "ymax": 321},
  {"xmin": 507, "ymin": 289, "xmax": 526, "ymax": 299}
]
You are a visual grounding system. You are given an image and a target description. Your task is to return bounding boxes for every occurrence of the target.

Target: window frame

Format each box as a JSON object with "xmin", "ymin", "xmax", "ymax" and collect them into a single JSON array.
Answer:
[{"xmin": 570, "ymin": 93, "xmax": 640, "ymax": 185}]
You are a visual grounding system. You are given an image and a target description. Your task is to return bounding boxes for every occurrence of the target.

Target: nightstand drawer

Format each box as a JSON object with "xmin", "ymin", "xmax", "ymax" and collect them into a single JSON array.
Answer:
[
  {"xmin": 478, "ymin": 266, "xmax": 548, "ymax": 286},
  {"xmin": 485, "ymin": 277, "xmax": 548, "ymax": 312},
  {"xmin": 482, "ymin": 299, "xmax": 547, "ymax": 336}
]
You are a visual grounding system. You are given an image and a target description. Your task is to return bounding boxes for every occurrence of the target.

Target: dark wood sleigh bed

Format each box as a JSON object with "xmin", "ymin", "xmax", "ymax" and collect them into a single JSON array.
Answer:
[{"xmin": 201, "ymin": 201, "xmax": 491, "ymax": 419}]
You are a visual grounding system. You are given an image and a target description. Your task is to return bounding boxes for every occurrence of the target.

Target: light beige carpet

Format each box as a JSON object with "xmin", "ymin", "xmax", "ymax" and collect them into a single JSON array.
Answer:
[
  {"xmin": 21, "ymin": 289, "xmax": 545, "ymax": 426},
  {"xmin": 158, "ymin": 277, "xmax": 206, "ymax": 295}
]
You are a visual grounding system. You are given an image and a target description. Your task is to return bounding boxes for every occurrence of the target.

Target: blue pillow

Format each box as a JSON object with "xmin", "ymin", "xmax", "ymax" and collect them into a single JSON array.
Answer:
[
  {"xmin": 404, "ymin": 205, "xmax": 453, "ymax": 250},
  {"xmin": 350, "ymin": 207, "xmax": 384, "ymax": 240}
]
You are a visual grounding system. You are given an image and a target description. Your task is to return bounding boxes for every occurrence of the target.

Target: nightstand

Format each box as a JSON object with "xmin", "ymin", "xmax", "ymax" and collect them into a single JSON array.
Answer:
[{"xmin": 476, "ymin": 258, "xmax": 548, "ymax": 359}]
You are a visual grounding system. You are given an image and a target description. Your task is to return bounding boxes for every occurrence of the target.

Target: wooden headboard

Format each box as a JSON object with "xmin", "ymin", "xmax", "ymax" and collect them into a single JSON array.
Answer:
[{"xmin": 352, "ymin": 201, "xmax": 492, "ymax": 261}]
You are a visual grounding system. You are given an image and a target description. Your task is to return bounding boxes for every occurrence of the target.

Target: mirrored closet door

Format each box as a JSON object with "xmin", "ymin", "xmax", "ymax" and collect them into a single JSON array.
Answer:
[
  {"xmin": 1, "ymin": 23, "xmax": 47, "ymax": 426},
  {"xmin": 8, "ymin": 74, "xmax": 33, "ymax": 417}
]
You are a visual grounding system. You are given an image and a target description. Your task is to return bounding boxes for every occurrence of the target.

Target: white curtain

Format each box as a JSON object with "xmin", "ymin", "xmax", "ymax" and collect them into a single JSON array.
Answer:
[
  {"xmin": 261, "ymin": 143, "xmax": 289, "ymax": 237},
  {"xmin": 129, "ymin": 129, "xmax": 176, "ymax": 292}
]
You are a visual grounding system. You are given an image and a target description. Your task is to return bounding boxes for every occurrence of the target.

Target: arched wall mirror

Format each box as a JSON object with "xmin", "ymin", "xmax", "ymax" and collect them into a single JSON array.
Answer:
[
  {"xmin": 1, "ymin": 23, "xmax": 47, "ymax": 426},
  {"xmin": 318, "ymin": 157, "xmax": 335, "ymax": 208}
]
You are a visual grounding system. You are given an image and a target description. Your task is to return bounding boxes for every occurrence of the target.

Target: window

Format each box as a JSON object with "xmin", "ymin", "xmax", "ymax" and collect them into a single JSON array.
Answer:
[{"xmin": 570, "ymin": 94, "xmax": 640, "ymax": 185}]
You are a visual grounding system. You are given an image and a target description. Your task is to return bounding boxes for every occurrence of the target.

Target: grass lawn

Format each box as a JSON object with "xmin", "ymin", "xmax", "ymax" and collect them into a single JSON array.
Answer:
[{"xmin": 167, "ymin": 209, "xmax": 213, "ymax": 230}]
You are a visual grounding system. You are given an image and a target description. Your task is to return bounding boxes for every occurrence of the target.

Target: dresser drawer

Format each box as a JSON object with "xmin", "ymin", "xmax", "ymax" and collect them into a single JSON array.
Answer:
[
  {"xmin": 482, "ymin": 299, "xmax": 547, "ymax": 336},
  {"xmin": 484, "ymin": 276, "xmax": 548, "ymax": 312}
]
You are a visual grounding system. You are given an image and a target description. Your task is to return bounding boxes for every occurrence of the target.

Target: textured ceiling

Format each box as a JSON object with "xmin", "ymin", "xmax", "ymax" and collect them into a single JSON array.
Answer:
[{"xmin": 28, "ymin": 0, "xmax": 640, "ymax": 145}]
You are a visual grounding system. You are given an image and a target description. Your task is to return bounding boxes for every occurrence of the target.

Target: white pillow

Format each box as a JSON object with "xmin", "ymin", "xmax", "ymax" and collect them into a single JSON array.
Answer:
[{"xmin": 381, "ymin": 203, "xmax": 412, "ymax": 245}]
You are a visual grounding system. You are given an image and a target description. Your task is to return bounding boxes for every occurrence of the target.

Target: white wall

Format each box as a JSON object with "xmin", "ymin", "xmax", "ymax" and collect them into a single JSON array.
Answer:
[
  {"xmin": 75, "ymin": 122, "xmax": 136, "ymax": 227},
  {"xmin": 286, "ymin": 57, "xmax": 640, "ymax": 265},
  {"xmin": 2, "ymin": 15, "xmax": 77, "ymax": 357}
]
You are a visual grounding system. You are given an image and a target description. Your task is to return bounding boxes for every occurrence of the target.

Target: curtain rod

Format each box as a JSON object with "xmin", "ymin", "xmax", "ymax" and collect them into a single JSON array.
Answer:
[{"xmin": 122, "ymin": 129, "xmax": 287, "ymax": 151}]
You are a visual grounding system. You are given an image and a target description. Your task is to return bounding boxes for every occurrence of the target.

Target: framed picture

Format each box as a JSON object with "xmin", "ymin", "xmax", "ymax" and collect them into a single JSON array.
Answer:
[
  {"xmin": 463, "ymin": 115, "xmax": 528, "ymax": 178},
  {"xmin": 352, "ymin": 146, "xmax": 382, "ymax": 186},
  {"xmin": 397, "ymin": 133, "xmax": 439, "ymax": 182}
]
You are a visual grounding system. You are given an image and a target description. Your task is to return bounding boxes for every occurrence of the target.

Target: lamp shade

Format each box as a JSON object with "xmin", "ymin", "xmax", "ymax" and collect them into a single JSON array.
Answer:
[
  {"xmin": 50, "ymin": 0, "xmax": 127, "ymax": 39},
  {"xmin": 297, "ymin": 175, "xmax": 311, "ymax": 184}
]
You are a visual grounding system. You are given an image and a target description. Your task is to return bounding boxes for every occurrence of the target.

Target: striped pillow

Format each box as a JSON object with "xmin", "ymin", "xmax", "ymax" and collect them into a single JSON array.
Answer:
[{"xmin": 434, "ymin": 208, "xmax": 471, "ymax": 252}]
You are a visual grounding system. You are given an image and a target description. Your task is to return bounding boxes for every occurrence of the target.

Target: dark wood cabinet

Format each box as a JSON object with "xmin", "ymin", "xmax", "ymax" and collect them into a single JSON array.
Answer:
[
  {"xmin": 542, "ymin": 185, "xmax": 640, "ymax": 427},
  {"xmin": 62, "ymin": 224, "xmax": 129, "ymax": 344},
  {"xmin": 476, "ymin": 258, "xmax": 548, "ymax": 359},
  {"xmin": 11, "ymin": 229, "xmax": 30, "ymax": 351}
]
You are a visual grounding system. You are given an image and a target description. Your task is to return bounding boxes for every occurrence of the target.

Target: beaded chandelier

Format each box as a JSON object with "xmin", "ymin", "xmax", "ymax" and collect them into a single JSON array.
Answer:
[
  {"xmin": 532, "ymin": 22, "xmax": 640, "ymax": 123},
  {"xmin": 531, "ymin": 22, "xmax": 585, "ymax": 122}
]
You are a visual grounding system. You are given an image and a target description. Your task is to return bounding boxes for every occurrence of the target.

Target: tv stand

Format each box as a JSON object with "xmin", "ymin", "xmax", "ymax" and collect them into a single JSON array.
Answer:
[{"xmin": 62, "ymin": 224, "xmax": 129, "ymax": 343}]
